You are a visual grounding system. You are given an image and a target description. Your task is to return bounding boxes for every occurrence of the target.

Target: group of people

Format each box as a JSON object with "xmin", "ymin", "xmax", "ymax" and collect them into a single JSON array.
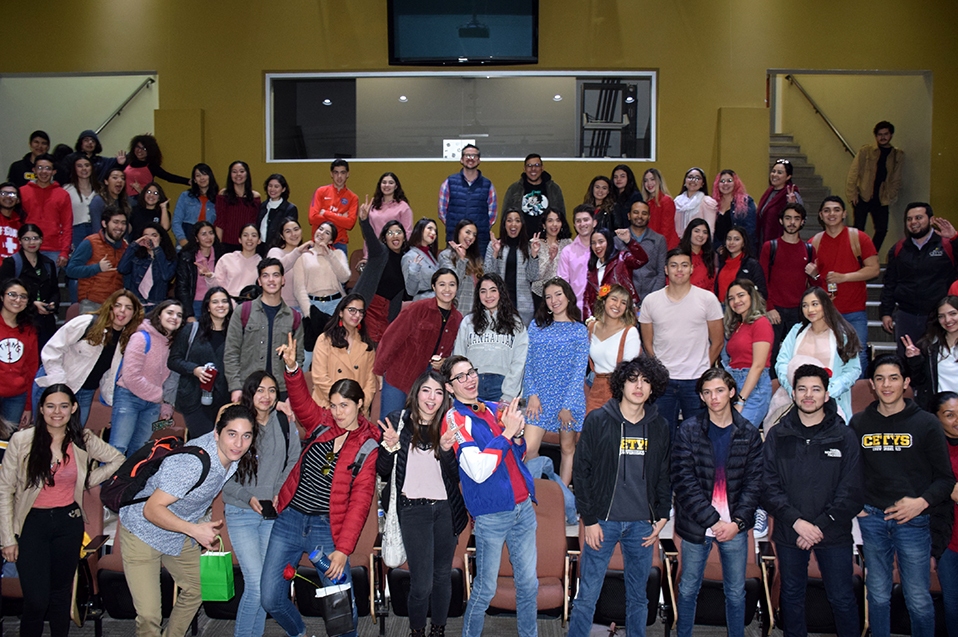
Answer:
[{"xmin": 4, "ymin": 120, "xmax": 958, "ymax": 637}]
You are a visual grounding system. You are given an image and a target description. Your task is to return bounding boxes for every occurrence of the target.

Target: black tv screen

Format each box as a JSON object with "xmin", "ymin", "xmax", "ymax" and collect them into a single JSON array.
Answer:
[{"xmin": 388, "ymin": 0, "xmax": 538, "ymax": 66}]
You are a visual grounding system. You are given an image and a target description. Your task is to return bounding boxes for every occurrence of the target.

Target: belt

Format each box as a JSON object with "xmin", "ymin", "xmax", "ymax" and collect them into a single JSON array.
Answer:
[
  {"xmin": 400, "ymin": 495, "xmax": 442, "ymax": 507},
  {"xmin": 309, "ymin": 292, "xmax": 342, "ymax": 303}
]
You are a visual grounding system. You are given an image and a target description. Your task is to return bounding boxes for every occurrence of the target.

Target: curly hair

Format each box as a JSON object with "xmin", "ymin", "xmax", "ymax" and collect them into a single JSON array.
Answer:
[
  {"xmin": 129, "ymin": 134, "xmax": 162, "ymax": 165},
  {"xmin": 609, "ymin": 356, "xmax": 670, "ymax": 405}
]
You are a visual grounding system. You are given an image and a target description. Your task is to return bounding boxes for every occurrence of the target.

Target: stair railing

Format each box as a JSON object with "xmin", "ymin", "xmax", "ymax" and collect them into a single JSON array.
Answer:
[
  {"xmin": 784, "ymin": 74, "xmax": 855, "ymax": 157},
  {"xmin": 95, "ymin": 77, "xmax": 156, "ymax": 135}
]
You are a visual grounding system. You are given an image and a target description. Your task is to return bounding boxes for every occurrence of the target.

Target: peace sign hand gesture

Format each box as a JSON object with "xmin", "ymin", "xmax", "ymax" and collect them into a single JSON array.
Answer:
[
  {"xmin": 450, "ymin": 241, "xmax": 466, "ymax": 260},
  {"xmin": 785, "ymin": 184, "xmax": 798, "ymax": 204},
  {"xmin": 489, "ymin": 231, "xmax": 502, "ymax": 258},
  {"xmin": 529, "ymin": 232, "xmax": 542, "ymax": 258},
  {"xmin": 901, "ymin": 335, "xmax": 921, "ymax": 358},
  {"xmin": 359, "ymin": 195, "xmax": 372, "ymax": 221},
  {"xmin": 276, "ymin": 333, "xmax": 298, "ymax": 370},
  {"xmin": 378, "ymin": 417, "xmax": 400, "ymax": 449}
]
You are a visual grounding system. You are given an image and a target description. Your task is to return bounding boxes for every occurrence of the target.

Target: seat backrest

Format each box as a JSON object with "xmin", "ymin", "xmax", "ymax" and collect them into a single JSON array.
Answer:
[
  {"xmin": 850, "ymin": 379, "xmax": 875, "ymax": 414},
  {"xmin": 499, "ymin": 479, "xmax": 566, "ymax": 579}
]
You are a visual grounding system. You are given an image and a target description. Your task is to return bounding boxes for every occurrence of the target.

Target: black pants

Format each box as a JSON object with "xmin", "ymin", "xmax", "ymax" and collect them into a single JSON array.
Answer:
[
  {"xmin": 183, "ymin": 407, "xmax": 216, "ymax": 438},
  {"xmin": 17, "ymin": 503, "xmax": 84, "ymax": 637},
  {"xmin": 853, "ymin": 197, "xmax": 889, "ymax": 252},
  {"xmin": 398, "ymin": 498, "xmax": 458, "ymax": 630}
]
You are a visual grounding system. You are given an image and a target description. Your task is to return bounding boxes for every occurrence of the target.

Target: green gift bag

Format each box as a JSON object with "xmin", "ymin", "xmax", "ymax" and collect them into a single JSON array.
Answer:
[{"xmin": 200, "ymin": 536, "xmax": 235, "ymax": 602}]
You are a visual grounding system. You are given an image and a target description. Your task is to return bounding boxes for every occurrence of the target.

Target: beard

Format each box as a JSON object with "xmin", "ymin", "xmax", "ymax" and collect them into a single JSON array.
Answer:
[{"xmin": 906, "ymin": 225, "xmax": 930, "ymax": 240}]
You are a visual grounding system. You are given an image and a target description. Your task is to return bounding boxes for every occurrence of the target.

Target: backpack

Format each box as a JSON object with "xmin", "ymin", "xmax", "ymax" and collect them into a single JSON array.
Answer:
[
  {"xmin": 100, "ymin": 436, "xmax": 211, "ymax": 513},
  {"xmin": 301, "ymin": 423, "xmax": 378, "ymax": 489},
  {"xmin": 890, "ymin": 236, "xmax": 955, "ymax": 265}
]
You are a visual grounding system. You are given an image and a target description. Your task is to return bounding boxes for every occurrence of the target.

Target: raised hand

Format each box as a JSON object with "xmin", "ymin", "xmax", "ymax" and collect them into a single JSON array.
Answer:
[
  {"xmin": 359, "ymin": 195, "xmax": 372, "ymax": 221},
  {"xmin": 785, "ymin": 184, "xmax": 798, "ymax": 203},
  {"xmin": 548, "ymin": 241, "xmax": 559, "ymax": 261},
  {"xmin": 378, "ymin": 417, "xmax": 400, "ymax": 448},
  {"xmin": 440, "ymin": 420, "xmax": 458, "ymax": 450},
  {"xmin": 449, "ymin": 241, "xmax": 466, "ymax": 260},
  {"xmin": 499, "ymin": 397, "xmax": 525, "ymax": 439},
  {"xmin": 935, "ymin": 218, "xmax": 958, "ymax": 240},
  {"xmin": 276, "ymin": 332, "xmax": 298, "ymax": 370},
  {"xmin": 529, "ymin": 232, "xmax": 542, "ymax": 258},
  {"xmin": 901, "ymin": 334, "xmax": 920, "ymax": 358},
  {"xmin": 489, "ymin": 231, "xmax": 502, "ymax": 258},
  {"xmin": 195, "ymin": 261, "xmax": 212, "ymax": 277},
  {"xmin": 614, "ymin": 228, "xmax": 632, "ymax": 244}
]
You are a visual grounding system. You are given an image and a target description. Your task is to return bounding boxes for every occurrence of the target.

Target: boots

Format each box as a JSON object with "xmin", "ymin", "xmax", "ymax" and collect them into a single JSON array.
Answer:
[
  {"xmin": 429, "ymin": 625, "xmax": 445, "ymax": 637},
  {"xmin": 409, "ymin": 628, "xmax": 426, "ymax": 637}
]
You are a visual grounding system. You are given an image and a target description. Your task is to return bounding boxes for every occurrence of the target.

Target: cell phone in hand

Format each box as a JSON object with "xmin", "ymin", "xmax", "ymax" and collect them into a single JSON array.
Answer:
[{"xmin": 259, "ymin": 499, "xmax": 278, "ymax": 520}]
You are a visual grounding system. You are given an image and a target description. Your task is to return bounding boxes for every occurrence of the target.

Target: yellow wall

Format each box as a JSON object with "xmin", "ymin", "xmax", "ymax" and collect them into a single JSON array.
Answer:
[{"xmin": 2, "ymin": 1, "xmax": 956, "ymax": 249}]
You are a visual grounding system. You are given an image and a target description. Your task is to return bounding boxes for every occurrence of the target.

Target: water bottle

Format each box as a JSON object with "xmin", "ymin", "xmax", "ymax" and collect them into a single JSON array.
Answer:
[
  {"xmin": 200, "ymin": 363, "xmax": 217, "ymax": 405},
  {"xmin": 309, "ymin": 549, "xmax": 347, "ymax": 584}
]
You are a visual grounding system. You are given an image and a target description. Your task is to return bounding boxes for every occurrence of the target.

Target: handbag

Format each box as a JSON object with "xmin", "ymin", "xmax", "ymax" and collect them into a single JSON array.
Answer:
[
  {"xmin": 381, "ymin": 410, "xmax": 407, "ymax": 568},
  {"xmin": 199, "ymin": 535, "xmax": 235, "ymax": 601},
  {"xmin": 315, "ymin": 584, "xmax": 354, "ymax": 636}
]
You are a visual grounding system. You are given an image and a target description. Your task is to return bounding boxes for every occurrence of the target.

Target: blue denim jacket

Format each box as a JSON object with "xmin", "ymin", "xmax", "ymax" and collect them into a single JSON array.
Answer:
[{"xmin": 172, "ymin": 192, "xmax": 216, "ymax": 243}]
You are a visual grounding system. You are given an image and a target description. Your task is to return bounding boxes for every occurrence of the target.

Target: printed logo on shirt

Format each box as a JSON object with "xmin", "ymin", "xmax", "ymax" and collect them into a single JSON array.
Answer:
[
  {"xmin": 823, "ymin": 448, "xmax": 842, "ymax": 458},
  {"xmin": 340, "ymin": 198, "xmax": 349, "ymax": 206},
  {"xmin": 0, "ymin": 338, "xmax": 24, "ymax": 363},
  {"xmin": 930, "ymin": 247, "xmax": 944, "ymax": 258},
  {"xmin": 521, "ymin": 192, "xmax": 549, "ymax": 218},
  {"xmin": 0, "ymin": 225, "xmax": 18, "ymax": 259},
  {"xmin": 620, "ymin": 436, "xmax": 647, "ymax": 456},
  {"xmin": 861, "ymin": 433, "xmax": 912, "ymax": 451}
]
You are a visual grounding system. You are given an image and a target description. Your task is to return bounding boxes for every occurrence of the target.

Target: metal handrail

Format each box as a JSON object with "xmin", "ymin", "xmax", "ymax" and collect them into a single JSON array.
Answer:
[
  {"xmin": 95, "ymin": 77, "xmax": 156, "ymax": 135},
  {"xmin": 784, "ymin": 74, "xmax": 856, "ymax": 157}
]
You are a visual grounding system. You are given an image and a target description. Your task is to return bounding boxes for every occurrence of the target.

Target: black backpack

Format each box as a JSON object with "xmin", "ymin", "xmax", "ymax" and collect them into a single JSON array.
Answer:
[{"xmin": 100, "ymin": 436, "xmax": 211, "ymax": 513}]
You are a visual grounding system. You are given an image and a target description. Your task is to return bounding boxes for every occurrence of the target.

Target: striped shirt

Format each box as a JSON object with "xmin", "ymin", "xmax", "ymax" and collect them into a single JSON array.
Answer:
[{"xmin": 288, "ymin": 439, "xmax": 336, "ymax": 515}]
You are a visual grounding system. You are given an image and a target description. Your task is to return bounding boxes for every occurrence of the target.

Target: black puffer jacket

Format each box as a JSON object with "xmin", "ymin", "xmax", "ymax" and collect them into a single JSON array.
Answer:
[
  {"xmin": 672, "ymin": 409, "xmax": 763, "ymax": 543},
  {"xmin": 762, "ymin": 399, "xmax": 864, "ymax": 549},
  {"xmin": 376, "ymin": 409, "xmax": 468, "ymax": 536},
  {"xmin": 714, "ymin": 253, "xmax": 768, "ymax": 300}
]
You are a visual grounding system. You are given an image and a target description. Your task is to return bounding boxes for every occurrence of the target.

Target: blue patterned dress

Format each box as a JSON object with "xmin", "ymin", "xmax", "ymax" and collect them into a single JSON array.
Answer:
[{"xmin": 523, "ymin": 319, "xmax": 590, "ymax": 432}]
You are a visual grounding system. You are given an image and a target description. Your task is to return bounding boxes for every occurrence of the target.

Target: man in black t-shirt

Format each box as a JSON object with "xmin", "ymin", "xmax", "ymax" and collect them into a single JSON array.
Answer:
[
  {"xmin": 847, "ymin": 121, "xmax": 905, "ymax": 251},
  {"xmin": 500, "ymin": 153, "xmax": 566, "ymax": 236}
]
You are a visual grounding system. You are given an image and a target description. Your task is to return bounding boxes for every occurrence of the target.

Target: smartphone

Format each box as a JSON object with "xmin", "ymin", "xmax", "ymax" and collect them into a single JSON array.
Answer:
[{"xmin": 259, "ymin": 499, "xmax": 278, "ymax": 520}]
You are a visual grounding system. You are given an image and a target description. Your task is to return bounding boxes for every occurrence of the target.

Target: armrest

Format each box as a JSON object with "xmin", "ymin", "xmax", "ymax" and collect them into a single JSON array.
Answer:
[
  {"xmin": 758, "ymin": 540, "xmax": 776, "ymax": 562},
  {"xmin": 660, "ymin": 537, "xmax": 678, "ymax": 556},
  {"xmin": 856, "ymin": 543, "xmax": 866, "ymax": 566},
  {"xmin": 82, "ymin": 534, "xmax": 110, "ymax": 558}
]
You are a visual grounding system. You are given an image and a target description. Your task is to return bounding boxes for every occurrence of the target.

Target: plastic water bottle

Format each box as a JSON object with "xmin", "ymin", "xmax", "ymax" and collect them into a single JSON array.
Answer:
[
  {"xmin": 200, "ymin": 363, "xmax": 217, "ymax": 405},
  {"xmin": 309, "ymin": 549, "xmax": 347, "ymax": 584}
]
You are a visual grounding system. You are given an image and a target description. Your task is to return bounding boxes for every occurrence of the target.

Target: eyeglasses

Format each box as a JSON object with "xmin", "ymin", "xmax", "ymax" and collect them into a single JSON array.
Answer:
[
  {"xmin": 462, "ymin": 154, "xmax": 479, "ymax": 160},
  {"xmin": 344, "ymin": 307, "xmax": 365, "ymax": 316},
  {"xmin": 0, "ymin": 192, "xmax": 17, "ymax": 199},
  {"xmin": 144, "ymin": 190, "xmax": 160, "ymax": 196},
  {"xmin": 525, "ymin": 163, "xmax": 542, "ymax": 169},
  {"xmin": 451, "ymin": 368, "xmax": 479, "ymax": 384},
  {"xmin": 719, "ymin": 179, "xmax": 734, "ymax": 184},
  {"xmin": 386, "ymin": 230, "xmax": 404, "ymax": 237},
  {"xmin": 135, "ymin": 145, "xmax": 147, "ymax": 151},
  {"xmin": 686, "ymin": 175, "xmax": 703, "ymax": 182},
  {"xmin": 5, "ymin": 292, "xmax": 28, "ymax": 301},
  {"xmin": 320, "ymin": 450, "xmax": 335, "ymax": 476},
  {"xmin": 34, "ymin": 166, "xmax": 53, "ymax": 172}
]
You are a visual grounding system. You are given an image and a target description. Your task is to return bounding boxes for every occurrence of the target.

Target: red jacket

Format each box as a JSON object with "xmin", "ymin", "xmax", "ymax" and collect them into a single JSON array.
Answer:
[
  {"xmin": 0, "ymin": 320, "xmax": 38, "ymax": 402},
  {"xmin": 19, "ymin": 182, "xmax": 72, "ymax": 258},
  {"xmin": 373, "ymin": 297, "xmax": 462, "ymax": 393},
  {"xmin": 582, "ymin": 239, "xmax": 649, "ymax": 320},
  {"xmin": 647, "ymin": 194, "xmax": 680, "ymax": 250},
  {"xmin": 278, "ymin": 368, "xmax": 380, "ymax": 556}
]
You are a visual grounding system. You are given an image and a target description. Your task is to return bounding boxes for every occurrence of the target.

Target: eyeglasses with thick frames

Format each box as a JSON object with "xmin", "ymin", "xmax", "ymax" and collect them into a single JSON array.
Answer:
[
  {"xmin": 451, "ymin": 368, "xmax": 479, "ymax": 384},
  {"xmin": 344, "ymin": 307, "xmax": 365, "ymax": 316},
  {"xmin": 5, "ymin": 292, "xmax": 28, "ymax": 301}
]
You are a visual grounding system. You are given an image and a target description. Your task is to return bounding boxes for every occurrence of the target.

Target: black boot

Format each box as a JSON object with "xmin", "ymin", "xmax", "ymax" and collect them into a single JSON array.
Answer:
[
  {"xmin": 410, "ymin": 627, "xmax": 426, "ymax": 637},
  {"xmin": 429, "ymin": 625, "xmax": 445, "ymax": 637}
]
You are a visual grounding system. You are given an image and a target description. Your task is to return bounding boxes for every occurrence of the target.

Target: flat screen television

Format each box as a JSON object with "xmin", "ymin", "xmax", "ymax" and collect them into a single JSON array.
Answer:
[{"xmin": 388, "ymin": 0, "xmax": 538, "ymax": 66}]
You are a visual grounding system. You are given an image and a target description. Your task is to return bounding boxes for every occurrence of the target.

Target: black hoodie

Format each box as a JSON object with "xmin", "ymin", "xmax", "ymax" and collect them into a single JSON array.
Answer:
[
  {"xmin": 762, "ymin": 398, "xmax": 864, "ymax": 548},
  {"xmin": 573, "ymin": 399, "xmax": 671, "ymax": 526},
  {"xmin": 849, "ymin": 398, "xmax": 954, "ymax": 511}
]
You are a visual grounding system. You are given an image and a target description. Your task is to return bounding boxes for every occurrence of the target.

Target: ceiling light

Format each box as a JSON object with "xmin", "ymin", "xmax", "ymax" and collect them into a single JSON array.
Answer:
[
  {"xmin": 399, "ymin": 95, "xmax": 408, "ymax": 102},
  {"xmin": 625, "ymin": 96, "xmax": 635, "ymax": 104},
  {"xmin": 322, "ymin": 99, "xmax": 332, "ymax": 106},
  {"xmin": 553, "ymin": 94, "xmax": 562, "ymax": 102}
]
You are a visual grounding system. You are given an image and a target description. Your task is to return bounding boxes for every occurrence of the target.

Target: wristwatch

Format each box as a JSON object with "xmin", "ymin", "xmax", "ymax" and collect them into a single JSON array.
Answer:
[{"xmin": 734, "ymin": 518, "xmax": 747, "ymax": 532}]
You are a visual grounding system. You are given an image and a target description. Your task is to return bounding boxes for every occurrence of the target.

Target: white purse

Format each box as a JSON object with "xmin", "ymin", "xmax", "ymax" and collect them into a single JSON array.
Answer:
[{"xmin": 382, "ymin": 411, "xmax": 407, "ymax": 568}]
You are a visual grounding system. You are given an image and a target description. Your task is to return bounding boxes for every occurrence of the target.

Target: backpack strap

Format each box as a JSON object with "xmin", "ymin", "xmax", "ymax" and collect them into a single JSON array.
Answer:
[
  {"xmin": 766, "ymin": 240, "xmax": 778, "ymax": 285},
  {"xmin": 12, "ymin": 252, "xmax": 23, "ymax": 278},
  {"xmin": 348, "ymin": 438, "xmax": 379, "ymax": 490},
  {"xmin": 849, "ymin": 228, "xmax": 862, "ymax": 260},
  {"xmin": 241, "ymin": 301, "xmax": 252, "ymax": 329},
  {"xmin": 123, "ymin": 446, "xmax": 212, "ymax": 508},
  {"xmin": 805, "ymin": 241, "xmax": 814, "ymax": 264},
  {"xmin": 277, "ymin": 410, "xmax": 291, "ymax": 472}
]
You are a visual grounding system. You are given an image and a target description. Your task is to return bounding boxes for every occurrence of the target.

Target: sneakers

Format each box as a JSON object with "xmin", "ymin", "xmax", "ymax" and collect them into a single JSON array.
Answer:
[{"xmin": 754, "ymin": 508, "xmax": 769, "ymax": 538}]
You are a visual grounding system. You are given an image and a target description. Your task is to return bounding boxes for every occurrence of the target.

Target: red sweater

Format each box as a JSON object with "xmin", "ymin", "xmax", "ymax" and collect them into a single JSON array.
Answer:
[
  {"xmin": 19, "ymin": 182, "xmax": 72, "ymax": 258},
  {"xmin": 373, "ymin": 297, "xmax": 462, "ymax": 393},
  {"xmin": 648, "ymin": 195, "xmax": 680, "ymax": 250},
  {"xmin": 582, "ymin": 240, "xmax": 649, "ymax": 319},
  {"xmin": 278, "ymin": 368, "xmax": 380, "ymax": 556},
  {"xmin": 0, "ymin": 320, "xmax": 38, "ymax": 401}
]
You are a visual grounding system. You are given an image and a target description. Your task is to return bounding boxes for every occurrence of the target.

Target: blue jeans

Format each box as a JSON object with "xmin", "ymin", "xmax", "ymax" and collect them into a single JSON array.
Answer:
[
  {"xmin": 380, "ymin": 377, "xmax": 407, "ymax": 418},
  {"xmin": 657, "ymin": 378, "xmax": 703, "ymax": 442},
  {"xmin": 332, "ymin": 242, "xmax": 348, "ymax": 255},
  {"xmin": 224, "ymin": 503, "xmax": 275, "ymax": 637},
  {"xmin": 727, "ymin": 368, "xmax": 773, "ymax": 427},
  {"xmin": 477, "ymin": 373, "xmax": 504, "ymax": 404},
  {"xmin": 937, "ymin": 548, "xmax": 958, "ymax": 637},
  {"xmin": 676, "ymin": 532, "xmax": 748, "ymax": 637},
  {"xmin": 524, "ymin": 455, "xmax": 577, "ymax": 525},
  {"xmin": 110, "ymin": 385, "xmax": 161, "ymax": 457},
  {"xmin": 192, "ymin": 301, "xmax": 203, "ymax": 318},
  {"xmin": 841, "ymin": 310, "xmax": 868, "ymax": 379},
  {"xmin": 261, "ymin": 507, "xmax": 358, "ymax": 637},
  {"xmin": 70, "ymin": 224, "xmax": 92, "ymax": 303},
  {"xmin": 858, "ymin": 505, "xmax": 934, "ymax": 637},
  {"xmin": 567, "ymin": 519, "xmax": 653, "ymax": 637},
  {"xmin": 0, "ymin": 391, "xmax": 27, "ymax": 429},
  {"xmin": 776, "ymin": 542, "xmax": 859, "ymax": 637},
  {"xmin": 31, "ymin": 366, "xmax": 96, "ymax": 427},
  {"xmin": 462, "ymin": 497, "xmax": 538, "ymax": 637}
]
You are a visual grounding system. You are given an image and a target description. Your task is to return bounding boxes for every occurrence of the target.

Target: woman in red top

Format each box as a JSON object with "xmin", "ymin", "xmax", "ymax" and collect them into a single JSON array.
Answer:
[
  {"xmin": 933, "ymin": 391, "xmax": 958, "ymax": 631},
  {"xmin": 215, "ymin": 161, "xmax": 262, "ymax": 253},
  {"xmin": 678, "ymin": 218, "xmax": 717, "ymax": 292},
  {"xmin": 641, "ymin": 168, "xmax": 680, "ymax": 249},
  {"xmin": 0, "ymin": 278, "xmax": 39, "ymax": 434},
  {"xmin": 581, "ymin": 227, "xmax": 648, "ymax": 320},
  {"xmin": 715, "ymin": 225, "xmax": 767, "ymax": 303},
  {"xmin": 103, "ymin": 133, "xmax": 189, "ymax": 200},
  {"xmin": 724, "ymin": 278, "xmax": 774, "ymax": 426},
  {"xmin": 374, "ymin": 268, "xmax": 462, "ymax": 419},
  {"xmin": 756, "ymin": 159, "xmax": 802, "ymax": 246}
]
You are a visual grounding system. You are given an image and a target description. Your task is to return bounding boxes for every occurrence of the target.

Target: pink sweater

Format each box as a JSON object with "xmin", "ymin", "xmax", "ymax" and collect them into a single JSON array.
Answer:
[
  {"xmin": 214, "ymin": 251, "xmax": 261, "ymax": 297},
  {"xmin": 117, "ymin": 320, "xmax": 173, "ymax": 403},
  {"xmin": 267, "ymin": 247, "xmax": 305, "ymax": 309}
]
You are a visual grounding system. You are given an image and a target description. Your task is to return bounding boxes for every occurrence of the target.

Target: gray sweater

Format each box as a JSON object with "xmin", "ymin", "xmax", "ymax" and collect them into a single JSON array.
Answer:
[
  {"xmin": 222, "ymin": 411, "xmax": 301, "ymax": 509},
  {"xmin": 453, "ymin": 311, "xmax": 529, "ymax": 402}
]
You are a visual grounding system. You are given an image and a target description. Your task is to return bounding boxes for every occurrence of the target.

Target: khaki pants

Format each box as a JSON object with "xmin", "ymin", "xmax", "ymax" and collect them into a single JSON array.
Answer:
[{"xmin": 120, "ymin": 525, "xmax": 202, "ymax": 637}]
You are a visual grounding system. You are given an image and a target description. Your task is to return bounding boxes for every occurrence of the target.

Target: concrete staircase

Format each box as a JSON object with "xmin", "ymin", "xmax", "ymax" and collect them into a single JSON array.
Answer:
[{"xmin": 768, "ymin": 133, "xmax": 830, "ymax": 240}]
